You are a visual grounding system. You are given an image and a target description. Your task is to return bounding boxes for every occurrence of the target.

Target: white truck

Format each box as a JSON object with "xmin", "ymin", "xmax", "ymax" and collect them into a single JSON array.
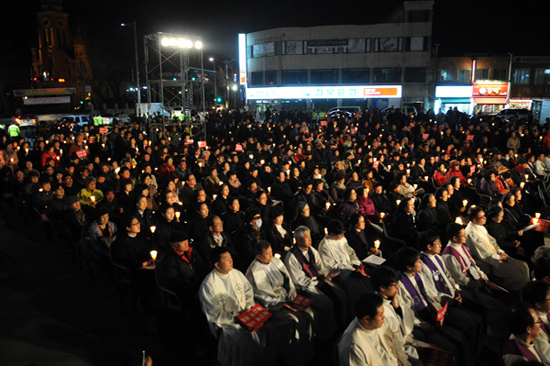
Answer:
[
  {"xmin": 136, "ymin": 103, "xmax": 171, "ymax": 117},
  {"xmin": 531, "ymin": 99, "xmax": 550, "ymax": 125}
]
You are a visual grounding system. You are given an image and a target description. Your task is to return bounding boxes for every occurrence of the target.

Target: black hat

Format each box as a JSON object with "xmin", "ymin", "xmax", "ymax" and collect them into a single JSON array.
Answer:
[
  {"xmin": 169, "ymin": 230, "xmax": 189, "ymax": 243},
  {"xmin": 244, "ymin": 207, "xmax": 261, "ymax": 223}
]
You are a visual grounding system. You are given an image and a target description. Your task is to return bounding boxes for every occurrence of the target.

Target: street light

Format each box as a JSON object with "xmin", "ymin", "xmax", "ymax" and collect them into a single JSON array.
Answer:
[
  {"xmin": 209, "ymin": 57, "xmax": 217, "ymax": 103},
  {"xmin": 121, "ymin": 22, "xmax": 141, "ymax": 116}
]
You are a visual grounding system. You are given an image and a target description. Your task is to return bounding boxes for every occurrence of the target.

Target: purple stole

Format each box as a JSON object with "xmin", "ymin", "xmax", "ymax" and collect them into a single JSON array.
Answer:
[
  {"xmin": 502, "ymin": 339, "xmax": 541, "ymax": 362},
  {"xmin": 291, "ymin": 245, "xmax": 320, "ymax": 279},
  {"xmin": 399, "ymin": 271, "xmax": 429, "ymax": 312},
  {"xmin": 540, "ymin": 320, "xmax": 550, "ymax": 340},
  {"xmin": 442, "ymin": 245, "xmax": 476, "ymax": 277},
  {"xmin": 421, "ymin": 253, "xmax": 453, "ymax": 296}
]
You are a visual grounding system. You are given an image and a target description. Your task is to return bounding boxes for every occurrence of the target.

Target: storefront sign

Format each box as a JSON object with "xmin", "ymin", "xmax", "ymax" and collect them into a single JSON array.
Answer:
[
  {"xmin": 246, "ymin": 85, "xmax": 402, "ymax": 100},
  {"xmin": 473, "ymin": 83, "xmax": 509, "ymax": 97}
]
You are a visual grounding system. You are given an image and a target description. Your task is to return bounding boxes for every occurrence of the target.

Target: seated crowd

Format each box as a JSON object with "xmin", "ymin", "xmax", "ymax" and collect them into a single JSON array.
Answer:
[{"xmin": 1, "ymin": 107, "xmax": 550, "ymax": 366}]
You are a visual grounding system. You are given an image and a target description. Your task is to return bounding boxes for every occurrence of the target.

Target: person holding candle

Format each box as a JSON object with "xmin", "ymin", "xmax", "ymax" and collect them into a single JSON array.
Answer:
[
  {"xmin": 110, "ymin": 213, "xmax": 156, "ymax": 314},
  {"xmin": 345, "ymin": 213, "xmax": 381, "ymax": 261}
]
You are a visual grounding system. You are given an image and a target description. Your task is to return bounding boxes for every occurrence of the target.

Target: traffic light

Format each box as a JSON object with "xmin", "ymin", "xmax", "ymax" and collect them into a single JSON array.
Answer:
[{"xmin": 215, "ymin": 96, "xmax": 223, "ymax": 104}]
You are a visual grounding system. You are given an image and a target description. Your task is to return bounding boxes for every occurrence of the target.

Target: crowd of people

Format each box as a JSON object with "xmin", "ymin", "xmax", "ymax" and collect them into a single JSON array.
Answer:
[{"xmin": 1, "ymin": 105, "xmax": 550, "ymax": 366}]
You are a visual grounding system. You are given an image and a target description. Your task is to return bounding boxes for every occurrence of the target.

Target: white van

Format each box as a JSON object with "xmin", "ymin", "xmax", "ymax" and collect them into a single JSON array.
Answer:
[{"xmin": 61, "ymin": 115, "xmax": 92, "ymax": 129}]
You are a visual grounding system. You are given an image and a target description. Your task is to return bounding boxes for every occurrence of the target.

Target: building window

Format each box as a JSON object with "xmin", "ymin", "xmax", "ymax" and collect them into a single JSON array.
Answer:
[
  {"xmin": 342, "ymin": 68, "xmax": 370, "ymax": 84},
  {"xmin": 440, "ymin": 69, "xmax": 454, "ymax": 81},
  {"xmin": 311, "ymin": 69, "xmax": 338, "ymax": 85},
  {"xmin": 265, "ymin": 70, "xmax": 277, "ymax": 85},
  {"xmin": 282, "ymin": 70, "xmax": 308, "ymax": 85},
  {"xmin": 513, "ymin": 68, "xmax": 531, "ymax": 85},
  {"xmin": 534, "ymin": 69, "xmax": 550, "ymax": 85},
  {"xmin": 475, "ymin": 68, "xmax": 489, "ymax": 81},
  {"xmin": 374, "ymin": 38, "xmax": 401, "ymax": 52},
  {"xmin": 405, "ymin": 37, "xmax": 426, "ymax": 51},
  {"xmin": 457, "ymin": 69, "xmax": 471, "ymax": 82},
  {"xmin": 373, "ymin": 68, "xmax": 401, "ymax": 83},
  {"xmin": 493, "ymin": 69, "xmax": 508, "ymax": 81},
  {"xmin": 252, "ymin": 42, "xmax": 276, "ymax": 58},
  {"xmin": 250, "ymin": 72, "xmax": 264, "ymax": 86},
  {"xmin": 283, "ymin": 41, "xmax": 303, "ymax": 55},
  {"xmin": 404, "ymin": 67, "xmax": 426, "ymax": 82}
]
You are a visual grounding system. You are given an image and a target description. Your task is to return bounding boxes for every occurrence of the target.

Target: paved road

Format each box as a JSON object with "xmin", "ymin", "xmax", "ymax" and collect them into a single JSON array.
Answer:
[{"xmin": 0, "ymin": 210, "xmax": 214, "ymax": 366}]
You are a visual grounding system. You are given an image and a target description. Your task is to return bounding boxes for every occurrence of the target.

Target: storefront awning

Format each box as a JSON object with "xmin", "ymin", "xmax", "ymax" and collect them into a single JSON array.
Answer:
[
  {"xmin": 474, "ymin": 97, "xmax": 507, "ymax": 105},
  {"xmin": 438, "ymin": 98, "xmax": 471, "ymax": 104}
]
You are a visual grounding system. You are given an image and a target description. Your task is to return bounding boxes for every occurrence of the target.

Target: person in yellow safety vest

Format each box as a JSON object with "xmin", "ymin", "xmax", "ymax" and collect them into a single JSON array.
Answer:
[
  {"xmin": 94, "ymin": 115, "xmax": 103, "ymax": 126},
  {"xmin": 8, "ymin": 123, "xmax": 20, "ymax": 139}
]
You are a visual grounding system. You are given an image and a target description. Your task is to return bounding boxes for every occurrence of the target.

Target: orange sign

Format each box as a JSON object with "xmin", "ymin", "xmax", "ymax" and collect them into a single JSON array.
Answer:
[
  {"xmin": 362, "ymin": 87, "xmax": 401, "ymax": 97},
  {"xmin": 473, "ymin": 83, "xmax": 509, "ymax": 97}
]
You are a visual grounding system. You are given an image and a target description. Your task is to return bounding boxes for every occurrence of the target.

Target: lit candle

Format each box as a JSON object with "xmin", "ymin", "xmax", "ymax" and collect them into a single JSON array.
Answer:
[
  {"xmin": 324, "ymin": 227, "xmax": 328, "ymax": 235},
  {"xmin": 150, "ymin": 225, "xmax": 156, "ymax": 233},
  {"xmin": 424, "ymin": 176, "xmax": 429, "ymax": 181},
  {"xmin": 90, "ymin": 195, "xmax": 96, "ymax": 203},
  {"xmin": 325, "ymin": 202, "xmax": 331, "ymax": 210},
  {"xmin": 535, "ymin": 213, "xmax": 541, "ymax": 219},
  {"xmin": 267, "ymin": 187, "xmax": 271, "ymax": 194},
  {"xmin": 260, "ymin": 159, "xmax": 265, "ymax": 165},
  {"xmin": 533, "ymin": 218, "xmax": 539, "ymax": 225},
  {"xmin": 463, "ymin": 199, "xmax": 468, "ymax": 207},
  {"xmin": 380, "ymin": 212, "xmax": 385, "ymax": 219},
  {"xmin": 520, "ymin": 182, "xmax": 525, "ymax": 189},
  {"xmin": 150, "ymin": 250, "xmax": 158, "ymax": 261},
  {"xmin": 396, "ymin": 199, "xmax": 401, "ymax": 206},
  {"xmin": 213, "ymin": 194, "xmax": 218, "ymax": 200},
  {"xmin": 525, "ymin": 174, "xmax": 529, "ymax": 181},
  {"xmin": 175, "ymin": 212, "xmax": 181, "ymax": 219},
  {"xmin": 274, "ymin": 253, "xmax": 282, "ymax": 259},
  {"xmin": 374, "ymin": 240, "xmax": 381, "ymax": 249},
  {"xmin": 467, "ymin": 178, "xmax": 472, "ymax": 185},
  {"xmin": 455, "ymin": 217, "xmax": 463, "ymax": 225}
]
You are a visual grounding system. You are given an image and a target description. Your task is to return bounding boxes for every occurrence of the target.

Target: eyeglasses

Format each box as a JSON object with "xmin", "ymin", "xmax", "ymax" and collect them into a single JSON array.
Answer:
[{"xmin": 534, "ymin": 319, "xmax": 543, "ymax": 325}]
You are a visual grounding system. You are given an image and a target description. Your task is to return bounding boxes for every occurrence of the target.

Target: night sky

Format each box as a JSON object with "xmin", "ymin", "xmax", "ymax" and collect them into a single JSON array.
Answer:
[{"xmin": 1, "ymin": 0, "xmax": 547, "ymax": 69}]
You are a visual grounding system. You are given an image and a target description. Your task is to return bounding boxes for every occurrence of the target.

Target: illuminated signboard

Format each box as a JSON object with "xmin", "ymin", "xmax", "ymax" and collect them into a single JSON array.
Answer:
[
  {"xmin": 473, "ymin": 82, "xmax": 509, "ymax": 97},
  {"xmin": 435, "ymin": 85, "xmax": 473, "ymax": 98},
  {"xmin": 246, "ymin": 85, "xmax": 402, "ymax": 100},
  {"xmin": 238, "ymin": 34, "xmax": 247, "ymax": 85}
]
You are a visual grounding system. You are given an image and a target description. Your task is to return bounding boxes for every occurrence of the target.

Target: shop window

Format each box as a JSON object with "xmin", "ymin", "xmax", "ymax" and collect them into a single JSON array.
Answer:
[
  {"xmin": 311, "ymin": 69, "xmax": 338, "ymax": 85},
  {"xmin": 404, "ymin": 67, "xmax": 426, "ymax": 83},
  {"xmin": 493, "ymin": 69, "xmax": 508, "ymax": 81},
  {"xmin": 342, "ymin": 68, "xmax": 370, "ymax": 84},
  {"xmin": 513, "ymin": 68, "xmax": 530, "ymax": 85},
  {"xmin": 475, "ymin": 68, "xmax": 489, "ymax": 81},
  {"xmin": 457, "ymin": 69, "xmax": 471, "ymax": 82},
  {"xmin": 440, "ymin": 69, "xmax": 454, "ymax": 81},
  {"xmin": 373, "ymin": 68, "xmax": 402, "ymax": 83},
  {"xmin": 534, "ymin": 69, "xmax": 550, "ymax": 85},
  {"xmin": 282, "ymin": 70, "xmax": 308, "ymax": 85}
]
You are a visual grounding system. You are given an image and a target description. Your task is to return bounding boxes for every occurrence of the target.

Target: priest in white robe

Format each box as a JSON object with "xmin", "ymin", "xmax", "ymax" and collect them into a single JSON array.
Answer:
[
  {"xmin": 284, "ymin": 225, "xmax": 338, "ymax": 339},
  {"xmin": 338, "ymin": 292, "xmax": 404, "ymax": 366},
  {"xmin": 199, "ymin": 247, "xmax": 274, "ymax": 366},
  {"xmin": 246, "ymin": 240, "xmax": 314, "ymax": 364}
]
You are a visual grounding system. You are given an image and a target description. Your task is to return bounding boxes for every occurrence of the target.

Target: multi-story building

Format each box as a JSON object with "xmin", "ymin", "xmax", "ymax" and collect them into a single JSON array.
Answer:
[{"xmin": 239, "ymin": 0, "xmax": 435, "ymax": 114}]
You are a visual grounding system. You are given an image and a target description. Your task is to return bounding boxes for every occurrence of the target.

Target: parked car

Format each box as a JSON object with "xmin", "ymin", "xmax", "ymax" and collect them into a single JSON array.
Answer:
[
  {"xmin": 327, "ymin": 106, "xmax": 362, "ymax": 118},
  {"xmin": 493, "ymin": 108, "xmax": 532, "ymax": 122}
]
